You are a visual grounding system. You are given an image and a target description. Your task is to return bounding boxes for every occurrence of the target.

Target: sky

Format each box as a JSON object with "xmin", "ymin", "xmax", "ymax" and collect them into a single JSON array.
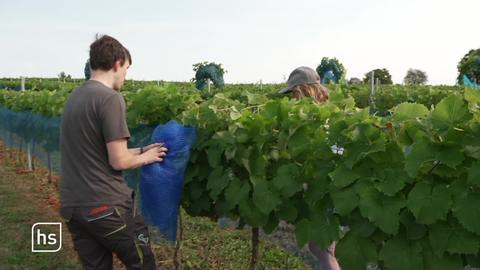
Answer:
[{"xmin": 0, "ymin": 0, "xmax": 479, "ymax": 85}]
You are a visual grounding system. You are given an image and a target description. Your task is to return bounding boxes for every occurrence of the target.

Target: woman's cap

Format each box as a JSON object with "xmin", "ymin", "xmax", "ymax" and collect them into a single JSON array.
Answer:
[{"xmin": 279, "ymin": 66, "xmax": 321, "ymax": 94}]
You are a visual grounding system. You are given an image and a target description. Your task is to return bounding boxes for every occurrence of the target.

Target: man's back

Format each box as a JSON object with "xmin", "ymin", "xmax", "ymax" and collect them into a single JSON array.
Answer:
[{"xmin": 60, "ymin": 80, "xmax": 131, "ymax": 207}]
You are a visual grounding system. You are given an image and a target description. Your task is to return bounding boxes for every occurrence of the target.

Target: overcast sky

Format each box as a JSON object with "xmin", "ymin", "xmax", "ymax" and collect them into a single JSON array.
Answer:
[{"xmin": 1, "ymin": 0, "xmax": 479, "ymax": 84}]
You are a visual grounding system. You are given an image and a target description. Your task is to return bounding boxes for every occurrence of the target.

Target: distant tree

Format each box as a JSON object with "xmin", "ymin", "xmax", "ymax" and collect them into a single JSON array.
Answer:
[
  {"xmin": 348, "ymin": 77, "xmax": 362, "ymax": 85},
  {"xmin": 84, "ymin": 59, "xmax": 92, "ymax": 80},
  {"xmin": 316, "ymin": 57, "xmax": 346, "ymax": 84},
  {"xmin": 363, "ymin": 68, "xmax": 393, "ymax": 84},
  {"xmin": 457, "ymin": 48, "xmax": 480, "ymax": 84},
  {"xmin": 404, "ymin": 69, "xmax": 428, "ymax": 85},
  {"xmin": 58, "ymin": 71, "xmax": 71, "ymax": 80}
]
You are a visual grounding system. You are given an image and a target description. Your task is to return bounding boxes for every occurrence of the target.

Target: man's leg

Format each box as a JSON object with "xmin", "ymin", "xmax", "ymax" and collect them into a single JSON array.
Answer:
[
  {"xmin": 62, "ymin": 198, "xmax": 156, "ymax": 270},
  {"xmin": 130, "ymin": 211, "xmax": 157, "ymax": 269},
  {"xmin": 85, "ymin": 199, "xmax": 156, "ymax": 270},
  {"xmin": 65, "ymin": 209, "xmax": 114, "ymax": 270}
]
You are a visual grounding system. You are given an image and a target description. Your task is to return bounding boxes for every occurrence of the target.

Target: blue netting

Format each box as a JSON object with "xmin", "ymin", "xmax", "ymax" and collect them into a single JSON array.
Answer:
[
  {"xmin": 0, "ymin": 106, "xmax": 155, "ymax": 190},
  {"xmin": 0, "ymin": 107, "xmax": 194, "ymax": 243},
  {"xmin": 195, "ymin": 63, "xmax": 225, "ymax": 90},
  {"xmin": 463, "ymin": 74, "xmax": 480, "ymax": 89},
  {"xmin": 321, "ymin": 70, "xmax": 337, "ymax": 84},
  {"xmin": 140, "ymin": 120, "xmax": 196, "ymax": 242},
  {"xmin": 123, "ymin": 125, "xmax": 155, "ymax": 189},
  {"xmin": 0, "ymin": 107, "xmax": 61, "ymax": 172}
]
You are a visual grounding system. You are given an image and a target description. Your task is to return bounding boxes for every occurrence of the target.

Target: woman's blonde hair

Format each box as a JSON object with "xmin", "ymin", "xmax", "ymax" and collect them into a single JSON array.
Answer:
[{"xmin": 291, "ymin": 83, "xmax": 329, "ymax": 103}]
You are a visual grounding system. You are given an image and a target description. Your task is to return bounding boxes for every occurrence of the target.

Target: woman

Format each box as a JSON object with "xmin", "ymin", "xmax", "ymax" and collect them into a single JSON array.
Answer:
[
  {"xmin": 279, "ymin": 66, "xmax": 340, "ymax": 270},
  {"xmin": 279, "ymin": 66, "xmax": 329, "ymax": 102}
]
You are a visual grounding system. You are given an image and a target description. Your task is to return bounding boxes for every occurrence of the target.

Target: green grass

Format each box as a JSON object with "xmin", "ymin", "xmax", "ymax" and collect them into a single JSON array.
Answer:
[
  {"xmin": 161, "ymin": 211, "xmax": 309, "ymax": 269},
  {"xmin": 0, "ymin": 172, "xmax": 82, "ymax": 270}
]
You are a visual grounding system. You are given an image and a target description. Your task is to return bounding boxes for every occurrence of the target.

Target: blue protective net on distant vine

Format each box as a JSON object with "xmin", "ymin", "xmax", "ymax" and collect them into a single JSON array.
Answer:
[
  {"xmin": 321, "ymin": 70, "xmax": 337, "ymax": 84},
  {"xmin": 463, "ymin": 75, "xmax": 480, "ymax": 89},
  {"xmin": 140, "ymin": 120, "xmax": 196, "ymax": 242},
  {"xmin": 195, "ymin": 63, "xmax": 225, "ymax": 90}
]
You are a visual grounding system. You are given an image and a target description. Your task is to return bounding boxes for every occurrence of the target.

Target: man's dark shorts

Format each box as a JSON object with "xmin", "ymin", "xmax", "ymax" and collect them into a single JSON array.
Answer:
[{"xmin": 59, "ymin": 193, "xmax": 156, "ymax": 270}]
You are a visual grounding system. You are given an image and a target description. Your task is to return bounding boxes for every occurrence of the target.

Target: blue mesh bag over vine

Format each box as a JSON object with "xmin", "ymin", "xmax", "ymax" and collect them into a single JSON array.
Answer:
[{"xmin": 140, "ymin": 120, "xmax": 196, "ymax": 242}]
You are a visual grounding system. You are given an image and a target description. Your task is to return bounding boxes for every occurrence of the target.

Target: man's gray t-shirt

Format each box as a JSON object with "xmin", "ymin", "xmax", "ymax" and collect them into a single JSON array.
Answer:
[{"xmin": 60, "ymin": 80, "xmax": 132, "ymax": 207}]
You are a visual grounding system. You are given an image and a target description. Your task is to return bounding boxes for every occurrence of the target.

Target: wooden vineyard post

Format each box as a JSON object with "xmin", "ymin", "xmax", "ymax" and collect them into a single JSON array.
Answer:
[
  {"xmin": 21, "ymin": 76, "xmax": 25, "ymax": 91},
  {"xmin": 2, "ymin": 145, "xmax": 6, "ymax": 168},
  {"xmin": 26, "ymin": 141, "xmax": 32, "ymax": 171},
  {"xmin": 249, "ymin": 227, "xmax": 259, "ymax": 270},
  {"xmin": 47, "ymin": 151, "xmax": 52, "ymax": 183},
  {"xmin": 31, "ymin": 141, "xmax": 36, "ymax": 171},
  {"xmin": 174, "ymin": 209, "xmax": 183, "ymax": 270},
  {"xmin": 207, "ymin": 79, "xmax": 211, "ymax": 93},
  {"xmin": 8, "ymin": 131, "xmax": 13, "ymax": 159},
  {"xmin": 369, "ymin": 71, "xmax": 376, "ymax": 114},
  {"xmin": 3, "ymin": 131, "xmax": 9, "ymax": 168},
  {"xmin": 2, "ymin": 130, "xmax": 7, "ymax": 159},
  {"xmin": 17, "ymin": 139, "xmax": 24, "ymax": 165}
]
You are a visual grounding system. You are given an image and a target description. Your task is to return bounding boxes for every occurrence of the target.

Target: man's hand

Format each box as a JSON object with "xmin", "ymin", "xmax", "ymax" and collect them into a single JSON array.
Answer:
[
  {"xmin": 143, "ymin": 143, "xmax": 164, "ymax": 152},
  {"xmin": 107, "ymin": 139, "xmax": 168, "ymax": 170},
  {"xmin": 142, "ymin": 145, "xmax": 168, "ymax": 164}
]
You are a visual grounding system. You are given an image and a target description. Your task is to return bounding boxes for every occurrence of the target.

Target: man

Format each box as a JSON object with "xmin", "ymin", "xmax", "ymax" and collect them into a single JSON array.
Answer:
[{"xmin": 59, "ymin": 34, "xmax": 167, "ymax": 270}]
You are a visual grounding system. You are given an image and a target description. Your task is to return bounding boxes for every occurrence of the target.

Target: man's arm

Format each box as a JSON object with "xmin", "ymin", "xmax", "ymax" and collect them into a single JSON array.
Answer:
[
  {"xmin": 128, "ymin": 147, "xmax": 141, "ymax": 156},
  {"xmin": 128, "ymin": 143, "xmax": 164, "ymax": 156},
  {"xmin": 107, "ymin": 139, "xmax": 167, "ymax": 170}
]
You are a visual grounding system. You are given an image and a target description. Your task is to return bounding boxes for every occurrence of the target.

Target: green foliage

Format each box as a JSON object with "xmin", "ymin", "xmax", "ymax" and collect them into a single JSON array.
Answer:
[
  {"xmin": 334, "ymin": 84, "xmax": 462, "ymax": 116},
  {"xmin": 363, "ymin": 68, "xmax": 393, "ymax": 84},
  {"xmin": 84, "ymin": 59, "xmax": 91, "ymax": 80},
  {"xmin": 0, "ymin": 78, "xmax": 79, "ymax": 91},
  {"xmin": 124, "ymin": 84, "xmax": 201, "ymax": 127},
  {"xmin": 336, "ymin": 231, "xmax": 377, "ymax": 270},
  {"xmin": 0, "ymin": 89, "xmax": 68, "ymax": 117},
  {"xmin": 2, "ymin": 79, "xmax": 480, "ymax": 269},
  {"xmin": 457, "ymin": 48, "xmax": 480, "ymax": 84}
]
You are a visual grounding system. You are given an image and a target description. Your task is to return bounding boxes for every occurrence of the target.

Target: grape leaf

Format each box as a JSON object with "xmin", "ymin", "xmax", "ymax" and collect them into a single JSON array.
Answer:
[
  {"xmin": 358, "ymin": 185, "xmax": 405, "ymax": 234},
  {"xmin": 379, "ymin": 237, "xmax": 423, "ymax": 270},
  {"xmin": 407, "ymin": 182, "xmax": 451, "ymax": 224},
  {"xmin": 329, "ymin": 164, "xmax": 360, "ymax": 188},
  {"xmin": 429, "ymin": 221, "xmax": 480, "ymax": 256},
  {"xmin": 330, "ymin": 185, "xmax": 359, "ymax": 215},
  {"xmin": 452, "ymin": 189, "xmax": 480, "ymax": 235},
  {"xmin": 393, "ymin": 103, "xmax": 430, "ymax": 122},
  {"xmin": 252, "ymin": 179, "xmax": 281, "ymax": 215},
  {"xmin": 431, "ymin": 95, "xmax": 469, "ymax": 131},
  {"xmin": 336, "ymin": 232, "xmax": 377, "ymax": 270}
]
